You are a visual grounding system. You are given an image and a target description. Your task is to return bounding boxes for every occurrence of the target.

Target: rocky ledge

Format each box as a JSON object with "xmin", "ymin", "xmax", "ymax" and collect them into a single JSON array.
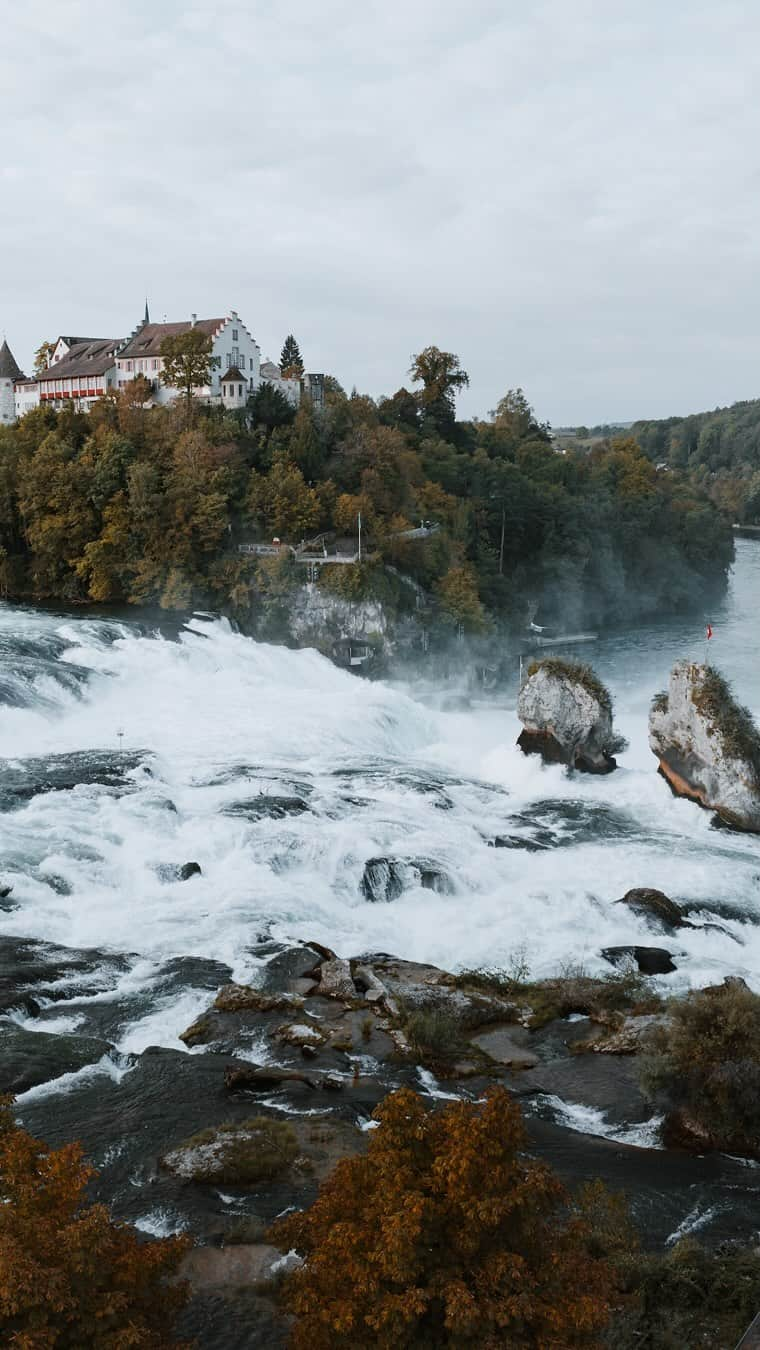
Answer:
[
  {"xmin": 649, "ymin": 662, "xmax": 760, "ymax": 832},
  {"xmin": 517, "ymin": 658, "xmax": 624, "ymax": 773}
]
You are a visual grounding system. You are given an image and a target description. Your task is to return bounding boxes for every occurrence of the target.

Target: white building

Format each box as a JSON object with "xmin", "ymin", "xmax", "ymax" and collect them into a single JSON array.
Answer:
[
  {"xmin": 3, "ymin": 307, "xmax": 325, "ymax": 423},
  {"xmin": 260, "ymin": 359, "xmax": 301, "ymax": 407},
  {"xmin": 0, "ymin": 340, "xmax": 24, "ymax": 424},
  {"xmin": 117, "ymin": 310, "xmax": 262, "ymax": 405},
  {"xmin": 34, "ymin": 336, "xmax": 121, "ymax": 412}
]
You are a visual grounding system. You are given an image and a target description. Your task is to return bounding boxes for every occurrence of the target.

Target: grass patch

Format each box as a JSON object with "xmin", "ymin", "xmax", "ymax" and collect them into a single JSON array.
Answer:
[
  {"xmin": 460, "ymin": 964, "xmax": 660, "ymax": 1029},
  {"xmin": 167, "ymin": 1117, "xmax": 299, "ymax": 1184},
  {"xmin": 401, "ymin": 1005, "xmax": 469, "ymax": 1068},
  {"xmin": 691, "ymin": 665, "xmax": 760, "ymax": 782},
  {"xmin": 527, "ymin": 658, "xmax": 613, "ymax": 715}
]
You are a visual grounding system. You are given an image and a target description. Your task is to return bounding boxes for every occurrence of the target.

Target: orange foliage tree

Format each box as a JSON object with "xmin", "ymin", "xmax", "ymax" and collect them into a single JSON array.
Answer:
[
  {"xmin": 272, "ymin": 1087, "xmax": 614, "ymax": 1348},
  {"xmin": 0, "ymin": 1098, "xmax": 191, "ymax": 1348}
]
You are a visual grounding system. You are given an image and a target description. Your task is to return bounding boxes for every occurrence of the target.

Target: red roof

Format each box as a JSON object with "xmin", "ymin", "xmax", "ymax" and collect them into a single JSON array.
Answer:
[{"xmin": 119, "ymin": 319, "xmax": 226, "ymax": 359}]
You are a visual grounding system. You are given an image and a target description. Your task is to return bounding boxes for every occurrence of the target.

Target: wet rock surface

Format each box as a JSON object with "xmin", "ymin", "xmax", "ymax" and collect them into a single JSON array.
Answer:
[
  {"xmin": 517, "ymin": 660, "xmax": 623, "ymax": 773},
  {"xmin": 601, "ymin": 945, "xmax": 678, "ymax": 975},
  {"xmin": 0, "ymin": 1024, "xmax": 115, "ymax": 1094},
  {"xmin": 7, "ymin": 935, "xmax": 760, "ymax": 1347},
  {"xmin": 649, "ymin": 661, "xmax": 760, "ymax": 832}
]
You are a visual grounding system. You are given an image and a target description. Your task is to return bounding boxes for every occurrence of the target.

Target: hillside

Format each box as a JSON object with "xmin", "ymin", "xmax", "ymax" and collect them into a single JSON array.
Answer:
[
  {"xmin": 0, "ymin": 353, "xmax": 734, "ymax": 637},
  {"xmin": 632, "ymin": 398, "xmax": 760, "ymax": 523}
]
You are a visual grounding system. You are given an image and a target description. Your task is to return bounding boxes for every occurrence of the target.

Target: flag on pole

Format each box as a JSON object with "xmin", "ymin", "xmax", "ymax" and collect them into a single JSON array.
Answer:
[{"xmin": 706, "ymin": 623, "xmax": 713, "ymax": 640}]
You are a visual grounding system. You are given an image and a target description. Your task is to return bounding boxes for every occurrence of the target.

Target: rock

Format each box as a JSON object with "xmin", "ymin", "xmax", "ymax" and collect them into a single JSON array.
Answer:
[
  {"xmin": 257, "ymin": 945, "xmax": 323, "ymax": 992},
  {"xmin": 360, "ymin": 857, "xmax": 452, "ymax": 902},
  {"xmin": 490, "ymin": 835, "xmax": 552, "ymax": 852},
  {"xmin": 223, "ymin": 796, "xmax": 309, "ymax": 820},
  {"xmin": 162, "ymin": 1117, "xmax": 299, "ymax": 1184},
  {"xmin": 0, "ymin": 884, "xmax": 12, "ymax": 899},
  {"xmin": 275, "ymin": 1022, "xmax": 326, "ymax": 1049},
  {"xmin": 224, "ymin": 1065, "xmax": 318, "ymax": 1092},
  {"xmin": 615, "ymin": 888, "xmax": 690, "ymax": 931},
  {"xmin": 317, "ymin": 959, "xmax": 356, "ymax": 1000},
  {"xmin": 649, "ymin": 663, "xmax": 760, "ymax": 832},
  {"xmin": 352, "ymin": 964, "xmax": 389, "ymax": 1004},
  {"xmin": 213, "ymin": 985, "xmax": 303, "ymax": 1014},
  {"xmin": 590, "ymin": 1013, "xmax": 669, "ymax": 1054},
  {"xmin": 178, "ymin": 861, "xmax": 202, "ymax": 881},
  {"xmin": 601, "ymin": 945, "xmax": 677, "ymax": 975},
  {"xmin": 517, "ymin": 659, "xmax": 623, "ymax": 773},
  {"xmin": 0, "ymin": 1025, "xmax": 115, "ymax": 1094},
  {"xmin": 180, "ymin": 1243, "xmax": 294, "ymax": 1290},
  {"xmin": 469, "ymin": 1025, "xmax": 539, "ymax": 1068}
]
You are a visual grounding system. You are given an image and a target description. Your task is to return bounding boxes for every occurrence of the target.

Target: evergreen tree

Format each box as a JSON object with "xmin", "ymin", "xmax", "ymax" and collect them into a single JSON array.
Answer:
[{"xmin": 280, "ymin": 334, "xmax": 304, "ymax": 378}]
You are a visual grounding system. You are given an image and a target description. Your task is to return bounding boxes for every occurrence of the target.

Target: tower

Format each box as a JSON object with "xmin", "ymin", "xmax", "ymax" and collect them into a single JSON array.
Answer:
[{"xmin": 0, "ymin": 339, "xmax": 23, "ymax": 425}]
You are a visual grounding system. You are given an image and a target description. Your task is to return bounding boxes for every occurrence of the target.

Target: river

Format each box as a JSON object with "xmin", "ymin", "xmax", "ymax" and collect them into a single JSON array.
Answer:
[{"xmin": 1, "ymin": 539, "xmax": 759, "ymax": 1265}]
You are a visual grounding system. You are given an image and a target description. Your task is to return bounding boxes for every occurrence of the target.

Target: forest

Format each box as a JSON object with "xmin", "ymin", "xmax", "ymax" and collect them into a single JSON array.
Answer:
[
  {"xmin": 0, "ymin": 345, "xmax": 734, "ymax": 635},
  {"xmin": 632, "ymin": 397, "xmax": 760, "ymax": 524}
]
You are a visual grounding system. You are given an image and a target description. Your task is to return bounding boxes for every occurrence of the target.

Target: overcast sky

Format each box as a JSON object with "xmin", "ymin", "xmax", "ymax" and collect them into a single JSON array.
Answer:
[{"xmin": 2, "ymin": 1, "xmax": 760, "ymax": 424}]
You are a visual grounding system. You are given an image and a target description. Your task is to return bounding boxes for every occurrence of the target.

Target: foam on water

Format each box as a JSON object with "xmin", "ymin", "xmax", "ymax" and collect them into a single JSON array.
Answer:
[{"xmin": 1, "ymin": 552, "xmax": 760, "ymax": 1058}]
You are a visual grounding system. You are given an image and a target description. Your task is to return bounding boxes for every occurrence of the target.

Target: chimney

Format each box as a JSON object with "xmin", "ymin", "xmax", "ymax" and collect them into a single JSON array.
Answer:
[{"xmin": 190, "ymin": 313, "xmax": 197, "ymax": 327}]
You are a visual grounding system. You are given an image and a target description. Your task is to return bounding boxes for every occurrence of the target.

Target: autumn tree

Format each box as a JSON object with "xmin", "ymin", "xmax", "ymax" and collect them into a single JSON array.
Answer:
[
  {"xmin": 33, "ymin": 340, "xmax": 56, "ymax": 376},
  {"xmin": 247, "ymin": 451, "xmax": 321, "ymax": 539},
  {"xmin": 160, "ymin": 328, "xmax": 213, "ymax": 408},
  {"xmin": 435, "ymin": 563, "xmax": 487, "ymax": 633},
  {"xmin": 280, "ymin": 334, "xmax": 304, "ymax": 378},
  {"xmin": 0, "ymin": 1097, "xmax": 191, "ymax": 1347},
  {"xmin": 409, "ymin": 346, "xmax": 469, "ymax": 428},
  {"xmin": 272, "ymin": 1087, "xmax": 614, "ymax": 1349}
]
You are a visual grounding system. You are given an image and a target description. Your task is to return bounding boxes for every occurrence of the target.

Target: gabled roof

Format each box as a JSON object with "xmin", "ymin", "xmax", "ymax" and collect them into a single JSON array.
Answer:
[
  {"xmin": 119, "ymin": 319, "xmax": 226, "ymax": 359},
  {"xmin": 221, "ymin": 366, "xmax": 245, "ymax": 382},
  {"xmin": 37, "ymin": 339, "xmax": 121, "ymax": 382},
  {"xmin": 0, "ymin": 340, "xmax": 23, "ymax": 381}
]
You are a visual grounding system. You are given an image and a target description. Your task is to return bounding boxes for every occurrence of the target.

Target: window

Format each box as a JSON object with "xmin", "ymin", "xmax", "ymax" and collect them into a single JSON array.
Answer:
[
  {"xmin": 126, "ymin": 361, "xmax": 133, "ymax": 372},
  {"xmin": 232, "ymin": 328, "xmax": 238, "ymax": 342},
  {"xmin": 152, "ymin": 359, "xmax": 158, "ymax": 370},
  {"xmin": 226, "ymin": 353, "xmax": 232, "ymax": 368},
  {"xmin": 249, "ymin": 357, "xmax": 253, "ymax": 369},
  {"xmin": 238, "ymin": 384, "xmax": 243, "ymax": 397}
]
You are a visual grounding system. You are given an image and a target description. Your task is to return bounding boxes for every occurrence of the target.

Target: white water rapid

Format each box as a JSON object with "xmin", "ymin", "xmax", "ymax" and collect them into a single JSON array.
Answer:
[{"xmin": 1, "ymin": 543, "xmax": 759, "ymax": 1057}]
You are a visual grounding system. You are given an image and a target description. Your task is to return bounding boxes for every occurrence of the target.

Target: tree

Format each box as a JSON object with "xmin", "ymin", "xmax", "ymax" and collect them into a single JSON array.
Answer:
[
  {"xmin": 249, "ymin": 381, "xmax": 296, "ymax": 432},
  {"xmin": 409, "ymin": 346, "xmax": 469, "ymax": 425},
  {"xmin": 435, "ymin": 563, "xmax": 488, "ymax": 633},
  {"xmin": 159, "ymin": 329, "xmax": 213, "ymax": 408},
  {"xmin": 0, "ymin": 1097, "xmax": 191, "ymax": 1347},
  {"xmin": 272, "ymin": 1087, "xmax": 613, "ymax": 1348},
  {"xmin": 280, "ymin": 334, "xmax": 304, "ymax": 378},
  {"xmin": 33, "ymin": 340, "xmax": 56, "ymax": 376}
]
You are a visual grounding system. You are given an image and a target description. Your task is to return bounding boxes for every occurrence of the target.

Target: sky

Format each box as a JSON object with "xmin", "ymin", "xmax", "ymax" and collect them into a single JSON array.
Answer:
[{"xmin": 2, "ymin": 0, "xmax": 760, "ymax": 425}]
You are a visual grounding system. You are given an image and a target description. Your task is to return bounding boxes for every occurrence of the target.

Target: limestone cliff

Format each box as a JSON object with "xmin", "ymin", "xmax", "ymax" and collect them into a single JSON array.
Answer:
[
  {"xmin": 649, "ymin": 662, "xmax": 760, "ymax": 832},
  {"xmin": 517, "ymin": 658, "xmax": 623, "ymax": 773}
]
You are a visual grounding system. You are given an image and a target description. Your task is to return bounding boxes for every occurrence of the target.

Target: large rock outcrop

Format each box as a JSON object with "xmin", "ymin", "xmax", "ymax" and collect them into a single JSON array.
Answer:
[
  {"xmin": 649, "ymin": 663, "xmax": 760, "ymax": 832},
  {"xmin": 517, "ymin": 659, "xmax": 623, "ymax": 773}
]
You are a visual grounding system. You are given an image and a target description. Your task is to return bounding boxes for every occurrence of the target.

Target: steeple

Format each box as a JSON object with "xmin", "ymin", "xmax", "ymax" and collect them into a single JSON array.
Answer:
[
  {"xmin": 143, "ymin": 298, "xmax": 150, "ymax": 325},
  {"xmin": 0, "ymin": 339, "xmax": 23, "ymax": 381}
]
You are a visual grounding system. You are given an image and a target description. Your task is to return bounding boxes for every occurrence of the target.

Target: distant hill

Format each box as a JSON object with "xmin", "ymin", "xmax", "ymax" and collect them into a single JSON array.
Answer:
[
  {"xmin": 632, "ymin": 399, "xmax": 760, "ymax": 473},
  {"xmin": 630, "ymin": 398, "xmax": 760, "ymax": 523}
]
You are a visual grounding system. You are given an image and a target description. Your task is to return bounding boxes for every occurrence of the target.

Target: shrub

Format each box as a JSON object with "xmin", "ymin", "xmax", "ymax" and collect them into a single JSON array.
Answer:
[
  {"xmin": 605, "ymin": 1239, "xmax": 760, "ymax": 1349},
  {"xmin": 401, "ymin": 1006, "xmax": 468, "ymax": 1066},
  {"xmin": 691, "ymin": 665, "xmax": 760, "ymax": 782},
  {"xmin": 163, "ymin": 1116, "xmax": 299, "ymax": 1184},
  {"xmin": 638, "ymin": 979, "xmax": 760, "ymax": 1154},
  {"xmin": 271, "ymin": 1087, "xmax": 615, "ymax": 1348},
  {"xmin": 0, "ymin": 1097, "xmax": 191, "ymax": 1348}
]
